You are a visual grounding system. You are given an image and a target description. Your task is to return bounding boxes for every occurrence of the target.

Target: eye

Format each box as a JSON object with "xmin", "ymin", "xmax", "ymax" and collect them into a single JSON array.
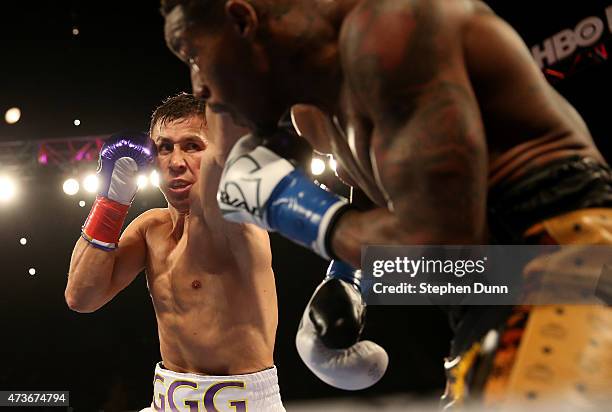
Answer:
[
  {"xmin": 158, "ymin": 142, "xmax": 173, "ymax": 154},
  {"xmin": 184, "ymin": 142, "xmax": 203, "ymax": 152}
]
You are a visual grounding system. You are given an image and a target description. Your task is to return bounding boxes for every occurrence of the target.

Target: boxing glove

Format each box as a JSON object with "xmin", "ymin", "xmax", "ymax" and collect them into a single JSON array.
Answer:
[
  {"xmin": 81, "ymin": 131, "xmax": 155, "ymax": 250},
  {"xmin": 217, "ymin": 130, "xmax": 350, "ymax": 260},
  {"xmin": 295, "ymin": 260, "xmax": 389, "ymax": 390}
]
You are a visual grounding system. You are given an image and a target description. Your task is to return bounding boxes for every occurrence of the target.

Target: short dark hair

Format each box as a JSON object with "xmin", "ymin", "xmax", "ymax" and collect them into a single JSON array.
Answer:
[
  {"xmin": 160, "ymin": 0, "xmax": 221, "ymax": 17},
  {"xmin": 150, "ymin": 92, "xmax": 207, "ymax": 136}
]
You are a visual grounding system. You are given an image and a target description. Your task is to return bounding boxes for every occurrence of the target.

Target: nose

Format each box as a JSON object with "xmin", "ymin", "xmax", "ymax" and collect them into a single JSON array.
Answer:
[
  {"xmin": 190, "ymin": 69, "xmax": 211, "ymax": 101},
  {"xmin": 169, "ymin": 147, "xmax": 187, "ymax": 173},
  {"xmin": 193, "ymin": 84, "xmax": 211, "ymax": 101}
]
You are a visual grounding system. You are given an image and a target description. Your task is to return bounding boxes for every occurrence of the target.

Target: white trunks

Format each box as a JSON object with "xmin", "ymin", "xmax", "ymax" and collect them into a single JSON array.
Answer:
[{"xmin": 141, "ymin": 362, "xmax": 285, "ymax": 412}]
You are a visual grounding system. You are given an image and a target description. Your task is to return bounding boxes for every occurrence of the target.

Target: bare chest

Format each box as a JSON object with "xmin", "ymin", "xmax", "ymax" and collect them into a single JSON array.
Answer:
[{"xmin": 144, "ymin": 219, "xmax": 240, "ymax": 311}]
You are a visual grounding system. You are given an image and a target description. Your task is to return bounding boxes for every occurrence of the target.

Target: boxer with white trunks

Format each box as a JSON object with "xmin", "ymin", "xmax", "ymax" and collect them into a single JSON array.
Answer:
[{"xmin": 65, "ymin": 93, "xmax": 285, "ymax": 411}]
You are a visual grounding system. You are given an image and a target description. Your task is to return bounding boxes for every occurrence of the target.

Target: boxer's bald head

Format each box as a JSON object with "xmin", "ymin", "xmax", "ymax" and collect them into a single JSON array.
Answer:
[{"xmin": 162, "ymin": 0, "xmax": 352, "ymax": 134}]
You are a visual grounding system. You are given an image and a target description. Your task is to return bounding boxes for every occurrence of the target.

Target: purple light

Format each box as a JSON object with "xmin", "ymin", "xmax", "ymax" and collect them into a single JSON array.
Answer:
[{"xmin": 38, "ymin": 152, "xmax": 48, "ymax": 165}]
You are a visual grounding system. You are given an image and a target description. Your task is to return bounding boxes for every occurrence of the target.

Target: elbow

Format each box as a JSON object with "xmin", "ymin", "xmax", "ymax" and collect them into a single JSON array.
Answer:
[{"xmin": 64, "ymin": 289, "xmax": 98, "ymax": 313}]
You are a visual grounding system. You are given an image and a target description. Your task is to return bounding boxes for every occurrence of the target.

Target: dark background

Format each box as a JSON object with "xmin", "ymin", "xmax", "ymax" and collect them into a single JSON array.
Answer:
[{"xmin": 0, "ymin": 1, "xmax": 610, "ymax": 410}]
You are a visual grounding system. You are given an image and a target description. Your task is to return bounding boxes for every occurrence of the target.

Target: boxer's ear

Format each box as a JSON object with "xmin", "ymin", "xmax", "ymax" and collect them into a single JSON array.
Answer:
[{"xmin": 225, "ymin": 0, "xmax": 258, "ymax": 40}]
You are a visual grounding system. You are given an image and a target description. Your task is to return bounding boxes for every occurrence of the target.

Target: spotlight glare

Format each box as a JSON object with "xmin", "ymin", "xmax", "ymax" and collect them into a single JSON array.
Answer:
[
  {"xmin": 83, "ymin": 174, "xmax": 99, "ymax": 193},
  {"xmin": 137, "ymin": 174, "xmax": 149, "ymax": 189},
  {"xmin": 72, "ymin": 27, "xmax": 79, "ymax": 36},
  {"xmin": 0, "ymin": 176, "xmax": 17, "ymax": 202},
  {"xmin": 63, "ymin": 178, "xmax": 80, "ymax": 196},
  {"xmin": 311, "ymin": 158, "xmax": 326, "ymax": 176},
  {"xmin": 73, "ymin": 119, "xmax": 81, "ymax": 126},
  {"xmin": 150, "ymin": 170, "xmax": 160, "ymax": 188},
  {"xmin": 5, "ymin": 107, "xmax": 21, "ymax": 124},
  {"xmin": 78, "ymin": 200, "xmax": 86, "ymax": 207},
  {"xmin": 19, "ymin": 237, "xmax": 27, "ymax": 245},
  {"xmin": 29, "ymin": 268, "xmax": 36, "ymax": 276},
  {"xmin": 329, "ymin": 157, "xmax": 337, "ymax": 173}
]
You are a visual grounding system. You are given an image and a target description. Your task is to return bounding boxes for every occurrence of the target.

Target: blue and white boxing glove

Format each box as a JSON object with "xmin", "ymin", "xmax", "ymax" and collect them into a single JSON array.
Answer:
[
  {"xmin": 217, "ymin": 133, "xmax": 350, "ymax": 259},
  {"xmin": 296, "ymin": 260, "xmax": 389, "ymax": 390},
  {"xmin": 82, "ymin": 132, "xmax": 155, "ymax": 250}
]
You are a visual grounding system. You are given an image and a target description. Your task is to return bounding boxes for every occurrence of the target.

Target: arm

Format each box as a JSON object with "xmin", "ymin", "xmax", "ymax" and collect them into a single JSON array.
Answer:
[
  {"xmin": 65, "ymin": 131, "xmax": 154, "ymax": 312},
  {"xmin": 332, "ymin": 0, "xmax": 488, "ymax": 267},
  {"xmin": 198, "ymin": 107, "xmax": 275, "ymax": 272},
  {"xmin": 66, "ymin": 213, "xmax": 148, "ymax": 313},
  {"xmin": 198, "ymin": 106, "xmax": 250, "ymax": 218}
]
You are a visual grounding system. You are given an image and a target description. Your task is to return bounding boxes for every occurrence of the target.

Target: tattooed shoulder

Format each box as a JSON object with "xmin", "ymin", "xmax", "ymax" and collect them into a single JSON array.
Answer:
[{"xmin": 340, "ymin": 0, "xmax": 448, "ymax": 121}]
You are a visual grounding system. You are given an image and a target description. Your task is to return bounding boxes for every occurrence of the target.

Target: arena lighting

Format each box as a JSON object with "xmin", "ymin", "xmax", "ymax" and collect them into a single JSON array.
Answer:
[
  {"xmin": 19, "ymin": 237, "xmax": 27, "ymax": 245},
  {"xmin": 83, "ymin": 174, "xmax": 99, "ymax": 193},
  {"xmin": 73, "ymin": 119, "xmax": 81, "ymax": 126},
  {"xmin": 329, "ymin": 157, "xmax": 337, "ymax": 173},
  {"xmin": 79, "ymin": 200, "xmax": 86, "ymax": 207},
  {"xmin": 137, "ymin": 174, "xmax": 149, "ymax": 189},
  {"xmin": 28, "ymin": 268, "xmax": 36, "ymax": 276},
  {"xmin": 4, "ymin": 107, "xmax": 21, "ymax": 124},
  {"xmin": 311, "ymin": 158, "xmax": 326, "ymax": 176},
  {"xmin": 150, "ymin": 170, "xmax": 160, "ymax": 188},
  {"xmin": 63, "ymin": 178, "xmax": 80, "ymax": 196},
  {"xmin": 0, "ymin": 176, "xmax": 17, "ymax": 202}
]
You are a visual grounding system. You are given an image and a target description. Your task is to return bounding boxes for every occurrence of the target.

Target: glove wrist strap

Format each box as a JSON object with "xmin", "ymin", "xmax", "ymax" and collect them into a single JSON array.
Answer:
[
  {"xmin": 323, "ymin": 204, "xmax": 355, "ymax": 261},
  {"xmin": 81, "ymin": 195, "xmax": 130, "ymax": 251}
]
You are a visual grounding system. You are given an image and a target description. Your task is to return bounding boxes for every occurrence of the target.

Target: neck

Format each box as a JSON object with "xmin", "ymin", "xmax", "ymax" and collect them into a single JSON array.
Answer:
[{"xmin": 168, "ymin": 205, "xmax": 187, "ymax": 239}]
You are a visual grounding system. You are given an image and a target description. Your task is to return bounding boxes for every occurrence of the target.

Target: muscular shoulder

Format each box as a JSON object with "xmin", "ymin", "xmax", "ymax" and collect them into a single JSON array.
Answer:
[
  {"xmin": 128, "ymin": 208, "xmax": 171, "ymax": 232},
  {"xmin": 339, "ymin": 0, "xmax": 479, "ymax": 120}
]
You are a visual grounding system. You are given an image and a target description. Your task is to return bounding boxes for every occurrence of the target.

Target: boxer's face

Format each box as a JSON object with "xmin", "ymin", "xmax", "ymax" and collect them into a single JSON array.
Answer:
[
  {"xmin": 164, "ymin": 4, "xmax": 286, "ymax": 134},
  {"xmin": 152, "ymin": 115, "xmax": 208, "ymax": 213}
]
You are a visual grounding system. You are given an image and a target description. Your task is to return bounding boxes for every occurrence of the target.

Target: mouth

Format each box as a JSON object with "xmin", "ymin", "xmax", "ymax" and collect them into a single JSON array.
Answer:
[{"xmin": 167, "ymin": 180, "xmax": 193, "ymax": 195}]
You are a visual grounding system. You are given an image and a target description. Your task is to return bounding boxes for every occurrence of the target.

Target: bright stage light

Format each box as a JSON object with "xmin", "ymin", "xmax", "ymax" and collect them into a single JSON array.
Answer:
[
  {"xmin": 79, "ymin": 200, "xmax": 86, "ymax": 207},
  {"xmin": 83, "ymin": 174, "xmax": 99, "ymax": 193},
  {"xmin": 329, "ymin": 157, "xmax": 337, "ymax": 173},
  {"xmin": 29, "ymin": 268, "xmax": 36, "ymax": 276},
  {"xmin": 0, "ymin": 176, "xmax": 17, "ymax": 202},
  {"xmin": 5, "ymin": 107, "xmax": 21, "ymax": 124},
  {"xmin": 63, "ymin": 178, "xmax": 80, "ymax": 196},
  {"xmin": 19, "ymin": 237, "xmax": 27, "ymax": 245},
  {"xmin": 73, "ymin": 119, "xmax": 81, "ymax": 126},
  {"xmin": 137, "ymin": 174, "xmax": 149, "ymax": 189},
  {"xmin": 150, "ymin": 170, "xmax": 160, "ymax": 188},
  {"xmin": 311, "ymin": 158, "xmax": 326, "ymax": 176}
]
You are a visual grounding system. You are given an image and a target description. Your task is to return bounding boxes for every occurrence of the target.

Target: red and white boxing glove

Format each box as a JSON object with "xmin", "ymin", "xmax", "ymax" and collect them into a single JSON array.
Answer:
[{"xmin": 81, "ymin": 132, "xmax": 155, "ymax": 250}]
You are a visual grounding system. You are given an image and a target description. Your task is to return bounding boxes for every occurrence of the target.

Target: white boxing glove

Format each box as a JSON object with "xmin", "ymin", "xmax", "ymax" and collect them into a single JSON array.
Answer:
[
  {"xmin": 296, "ymin": 262, "xmax": 389, "ymax": 390},
  {"xmin": 217, "ymin": 133, "xmax": 349, "ymax": 259}
]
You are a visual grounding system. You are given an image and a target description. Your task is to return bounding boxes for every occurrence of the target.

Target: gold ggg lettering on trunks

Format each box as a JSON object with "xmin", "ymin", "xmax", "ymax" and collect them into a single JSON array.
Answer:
[{"xmin": 152, "ymin": 374, "xmax": 248, "ymax": 411}]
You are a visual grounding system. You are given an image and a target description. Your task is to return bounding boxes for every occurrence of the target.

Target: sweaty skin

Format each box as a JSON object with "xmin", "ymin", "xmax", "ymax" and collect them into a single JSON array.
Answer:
[
  {"xmin": 66, "ymin": 112, "xmax": 277, "ymax": 375},
  {"xmin": 164, "ymin": 0, "xmax": 606, "ymax": 267},
  {"xmin": 328, "ymin": 0, "xmax": 605, "ymax": 265}
]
